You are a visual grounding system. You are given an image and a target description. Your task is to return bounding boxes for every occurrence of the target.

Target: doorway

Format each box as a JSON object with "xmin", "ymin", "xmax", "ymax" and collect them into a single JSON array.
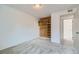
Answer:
[{"xmin": 60, "ymin": 14, "xmax": 74, "ymax": 46}]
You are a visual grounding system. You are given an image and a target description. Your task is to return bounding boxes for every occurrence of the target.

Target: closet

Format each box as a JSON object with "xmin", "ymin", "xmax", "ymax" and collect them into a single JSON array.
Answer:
[{"xmin": 39, "ymin": 16, "xmax": 51, "ymax": 38}]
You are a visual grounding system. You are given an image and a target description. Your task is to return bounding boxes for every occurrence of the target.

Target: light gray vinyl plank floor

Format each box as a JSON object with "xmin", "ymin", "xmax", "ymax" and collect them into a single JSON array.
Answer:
[{"xmin": 0, "ymin": 38, "xmax": 78, "ymax": 54}]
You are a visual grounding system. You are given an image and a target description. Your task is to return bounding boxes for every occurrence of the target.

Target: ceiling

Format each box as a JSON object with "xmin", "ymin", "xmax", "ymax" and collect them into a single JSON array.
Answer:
[{"xmin": 7, "ymin": 4, "xmax": 79, "ymax": 18}]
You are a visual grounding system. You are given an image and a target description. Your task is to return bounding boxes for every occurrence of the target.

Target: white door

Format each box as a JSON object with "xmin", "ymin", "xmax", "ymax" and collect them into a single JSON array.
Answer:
[{"xmin": 61, "ymin": 14, "xmax": 74, "ymax": 47}]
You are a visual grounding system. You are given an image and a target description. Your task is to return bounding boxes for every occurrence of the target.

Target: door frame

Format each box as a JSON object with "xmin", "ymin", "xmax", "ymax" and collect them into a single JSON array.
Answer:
[{"xmin": 60, "ymin": 14, "xmax": 74, "ymax": 45}]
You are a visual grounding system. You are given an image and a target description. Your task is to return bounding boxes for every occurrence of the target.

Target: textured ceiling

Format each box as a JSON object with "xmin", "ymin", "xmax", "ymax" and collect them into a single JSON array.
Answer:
[{"xmin": 7, "ymin": 4, "xmax": 79, "ymax": 18}]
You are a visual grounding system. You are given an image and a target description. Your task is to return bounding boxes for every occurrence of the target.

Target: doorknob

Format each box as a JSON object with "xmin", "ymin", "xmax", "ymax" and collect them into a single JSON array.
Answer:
[{"xmin": 76, "ymin": 32, "xmax": 79, "ymax": 34}]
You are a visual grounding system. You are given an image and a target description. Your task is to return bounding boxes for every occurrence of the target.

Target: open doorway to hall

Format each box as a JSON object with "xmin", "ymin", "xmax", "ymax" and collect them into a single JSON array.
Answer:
[{"xmin": 60, "ymin": 14, "xmax": 73, "ymax": 47}]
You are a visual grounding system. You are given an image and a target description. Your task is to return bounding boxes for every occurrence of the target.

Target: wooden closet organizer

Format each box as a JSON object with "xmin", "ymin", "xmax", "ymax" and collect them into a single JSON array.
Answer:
[{"xmin": 39, "ymin": 16, "xmax": 51, "ymax": 38}]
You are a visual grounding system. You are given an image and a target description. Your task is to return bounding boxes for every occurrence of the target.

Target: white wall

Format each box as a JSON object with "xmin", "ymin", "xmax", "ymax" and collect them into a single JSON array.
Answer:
[
  {"xmin": 0, "ymin": 5, "xmax": 39, "ymax": 50},
  {"xmin": 73, "ymin": 8, "xmax": 79, "ymax": 52},
  {"xmin": 51, "ymin": 8, "xmax": 77, "ymax": 44}
]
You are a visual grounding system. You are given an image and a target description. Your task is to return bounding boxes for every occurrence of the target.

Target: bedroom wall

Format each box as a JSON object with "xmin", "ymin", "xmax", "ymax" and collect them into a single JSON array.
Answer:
[
  {"xmin": 0, "ymin": 5, "xmax": 39, "ymax": 50},
  {"xmin": 73, "ymin": 8, "xmax": 79, "ymax": 52}
]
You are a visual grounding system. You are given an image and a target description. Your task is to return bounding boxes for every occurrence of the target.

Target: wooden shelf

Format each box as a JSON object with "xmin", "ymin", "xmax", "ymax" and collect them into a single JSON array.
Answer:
[{"xmin": 39, "ymin": 16, "xmax": 51, "ymax": 38}]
